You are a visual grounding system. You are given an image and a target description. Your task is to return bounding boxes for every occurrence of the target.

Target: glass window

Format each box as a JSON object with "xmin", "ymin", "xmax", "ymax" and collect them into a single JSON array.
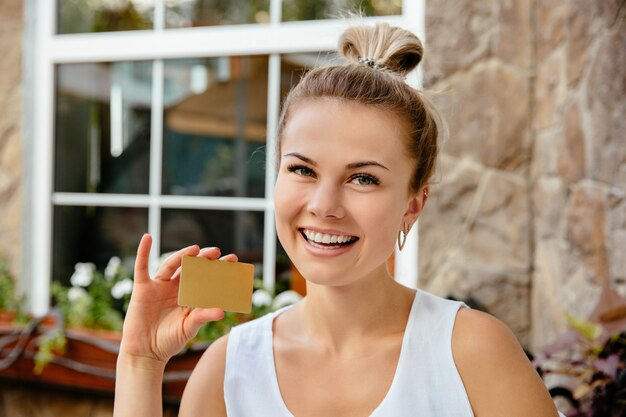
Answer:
[
  {"xmin": 57, "ymin": 0, "xmax": 154, "ymax": 34},
  {"xmin": 55, "ymin": 61, "xmax": 153, "ymax": 194},
  {"xmin": 33, "ymin": 1, "xmax": 421, "ymax": 316},
  {"xmin": 165, "ymin": 0, "xmax": 270, "ymax": 28},
  {"xmin": 282, "ymin": 0, "xmax": 401, "ymax": 22},
  {"xmin": 162, "ymin": 56, "xmax": 268, "ymax": 197},
  {"xmin": 281, "ymin": 52, "xmax": 339, "ymax": 94},
  {"xmin": 161, "ymin": 209, "xmax": 264, "ymax": 264},
  {"xmin": 53, "ymin": 206, "xmax": 148, "ymax": 286}
]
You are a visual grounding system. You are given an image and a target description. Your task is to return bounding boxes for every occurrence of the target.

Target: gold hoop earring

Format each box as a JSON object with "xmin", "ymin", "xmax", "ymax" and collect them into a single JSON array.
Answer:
[{"xmin": 397, "ymin": 223, "xmax": 410, "ymax": 251}]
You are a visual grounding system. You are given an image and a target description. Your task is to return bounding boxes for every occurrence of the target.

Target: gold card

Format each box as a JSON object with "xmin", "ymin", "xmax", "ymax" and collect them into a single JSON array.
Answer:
[{"xmin": 179, "ymin": 256, "xmax": 254, "ymax": 313}]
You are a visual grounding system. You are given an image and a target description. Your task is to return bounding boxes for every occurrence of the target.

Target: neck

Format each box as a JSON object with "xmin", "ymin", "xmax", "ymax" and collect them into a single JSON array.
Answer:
[{"xmin": 298, "ymin": 265, "xmax": 415, "ymax": 356}]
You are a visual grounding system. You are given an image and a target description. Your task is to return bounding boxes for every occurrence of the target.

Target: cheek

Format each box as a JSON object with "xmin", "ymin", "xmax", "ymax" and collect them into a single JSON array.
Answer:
[
  {"xmin": 357, "ymin": 197, "xmax": 405, "ymax": 248},
  {"xmin": 274, "ymin": 175, "xmax": 304, "ymax": 237}
]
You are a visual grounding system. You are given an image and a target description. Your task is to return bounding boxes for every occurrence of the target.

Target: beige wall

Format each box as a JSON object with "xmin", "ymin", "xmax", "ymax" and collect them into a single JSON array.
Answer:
[
  {"xmin": 0, "ymin": 0, "xmax": 23, "ymax": 277},
  {"xmin": 422, "ymin": 0, "xmax": 625, "ymax": 351}
]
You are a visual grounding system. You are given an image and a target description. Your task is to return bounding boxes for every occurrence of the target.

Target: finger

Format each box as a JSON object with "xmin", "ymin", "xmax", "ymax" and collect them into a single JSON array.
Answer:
[
  {"xmin": 219, "ymin": 253, "xmax": 238, "ymax": 262},
  {"xmin": 170, "ymin": 247, "xmax": 221, "ymax": 281},
  {"xmin": 198, "ymin": 247, "xmax": 221, "ymax": 260},
  {"xmin": 154, "ymin": 244, "xmax": 200, "ymax": 280},
  {"xmin": 134, "ymin": 233, "xmax": 152, "ymax": 284},
  {"xmin": 171, "ymin": 266, "xmax": 182, "ymax": 281},
  {"xmin": 184, "ymin": 308, "xmax": 225, "ymax": 339}
]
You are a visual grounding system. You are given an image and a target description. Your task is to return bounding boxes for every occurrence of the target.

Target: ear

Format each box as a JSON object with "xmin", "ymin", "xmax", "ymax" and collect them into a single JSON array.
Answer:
[{"xmin": 402, "ymin": 186, "xmax": 429, "ymax": 228}]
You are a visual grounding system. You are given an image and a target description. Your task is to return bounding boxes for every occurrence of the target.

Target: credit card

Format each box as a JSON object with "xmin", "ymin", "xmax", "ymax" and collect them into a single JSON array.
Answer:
[{"xmin": 179, "ymin": 255, "xmax": 254, "ymax": 313}]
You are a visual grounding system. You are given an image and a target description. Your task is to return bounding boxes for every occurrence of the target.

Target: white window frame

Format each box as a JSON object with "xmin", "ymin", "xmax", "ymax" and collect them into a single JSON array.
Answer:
[{"xmin": 26, "ymin": 0, "xmax": 424, "ymax": 316}]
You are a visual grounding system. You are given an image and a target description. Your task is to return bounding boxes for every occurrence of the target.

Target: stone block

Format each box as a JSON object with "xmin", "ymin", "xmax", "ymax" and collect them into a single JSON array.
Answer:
[
  {"xmin": 565, "ymin": 0, "xmax": 593, "ymax": 85},
  {"xmin": 556, "ymin": 103, "xmax": 585, "ymax": 182},
  {"xmin": 493, "ymin": 0, "xmax": 532, "ymax": 69},
  {"xmin": 531, "ymin": 127, "xmax": 559, "ymax": 179},
  {"xmin": 533, "ymin": 176, "xmax": 567, "ymax": 240},
  {"xmin": 0, "ymin": 0, "xmax": 23, "ymax": 31},
  {"xmin": 536, "ymin": 0, "xmax": 567, "ymax": 60},
  {"xmin": 424, "ymin": 0, "xmax": 494, "ymax": 83},
  {"xmin": 0, "ymin": 31, "xmax": 21, "ymax": 94},
  {"xmin": 584, "ymin": 28, "xmax": 626, "ymax": 185},
  {"xmin": 564, "ymin": 181, "xmax": 609, "ymax": 284},
  {"xmin": 419, "ymin": 155, "xmax": 482, "ymax": 279},
  {"xmin": 463, "ymin": 169, "xmax": 530, "ymax": 271},
  {"xmin": 535, "ymin": 47, "xmax": 567, "ymax": 130},
  {"xmin": 420, "ymin": 155, "xmax": 530, "ymax": 286},
  {"xmin": 530, "ymin": 238, "xmax": 602, "ymax": 351},
  {"xmin": 434, "ymin": 59, "xmax": 531, "ymax": 172},
  {"xmin": 425, "ymin": 261, "xmax": 530, "ymax": 346}
]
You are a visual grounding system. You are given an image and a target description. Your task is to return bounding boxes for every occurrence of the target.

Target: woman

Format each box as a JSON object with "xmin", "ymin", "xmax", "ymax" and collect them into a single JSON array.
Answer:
[{"xmin": 114, "ymin": 23, "xmax": 563, "ymax": 417}]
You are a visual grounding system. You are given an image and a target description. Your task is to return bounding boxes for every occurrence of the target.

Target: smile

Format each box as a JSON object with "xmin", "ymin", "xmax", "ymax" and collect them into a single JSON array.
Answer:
[{"xmin": 299, "ymin": 228, "xmax": 359, "ymax": 249}]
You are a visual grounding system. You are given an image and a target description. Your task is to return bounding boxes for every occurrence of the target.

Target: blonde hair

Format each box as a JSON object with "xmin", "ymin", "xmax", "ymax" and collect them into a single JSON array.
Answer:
[{"xmin": 277, "ymin": 22, "xmax": 442, "ymax": 193}]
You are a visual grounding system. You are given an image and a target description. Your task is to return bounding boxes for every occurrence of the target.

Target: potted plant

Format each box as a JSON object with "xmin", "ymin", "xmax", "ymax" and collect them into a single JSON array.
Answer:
[
  {"xmin": 0, "ymin": 255, "xmax": 303, "ymax": 400},
  {"xmin": 534, "ymin": 314, "xmax": 626, "ymax": 416}
]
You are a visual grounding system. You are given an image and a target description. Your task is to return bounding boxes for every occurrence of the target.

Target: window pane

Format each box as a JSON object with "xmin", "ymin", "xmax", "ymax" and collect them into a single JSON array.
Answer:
[
  {"xmin": 162, "ymin": 56, "xmax": 267, "ymax": 197},
  {"xmin": 57, "ymin": 0, "xmax": 153, "ymax": 34},
  {"xmin": 161, "ymin": 209, "xmax": 264, "ymax": 265},
  {"xmin": 55, "ymin": 62, "xmax": 152, "ymax": 194},
  {"xmin": 53, "ymin": 206, "xmax": 148, "ymax": 286},
  {"xmin": 282, "ymin": 0, "xmax": 401, "ymax": 22},
  {"xmin": 165, "ymin": 0, "xmax": 270, "ymax": 28},
  {"xmin": 281, "ymin": 52, "xmax": 339, "ymax": 94}
]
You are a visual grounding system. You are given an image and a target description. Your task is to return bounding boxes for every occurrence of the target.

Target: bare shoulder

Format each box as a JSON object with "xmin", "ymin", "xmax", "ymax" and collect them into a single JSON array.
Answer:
[
  {"xmin": 179, "ymin": 334, "xmax": 229, "ymax": 417},
  {"xmin": 451, "ymin": 308, "xmax": 559, "ymax": 417}
]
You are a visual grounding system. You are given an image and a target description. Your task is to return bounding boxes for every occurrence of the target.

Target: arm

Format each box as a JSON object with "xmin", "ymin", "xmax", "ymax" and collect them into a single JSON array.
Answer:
[
  {"xmin": 113, "ymin": 234, "xmax": 228, "ymax": 417},
  {"xmin": 452, "ymin": 309, "xmax": 560, "ymax": 417},
  {"xmin": 179, "ymin": 334, "xmax": 229, "ymax": 417}
]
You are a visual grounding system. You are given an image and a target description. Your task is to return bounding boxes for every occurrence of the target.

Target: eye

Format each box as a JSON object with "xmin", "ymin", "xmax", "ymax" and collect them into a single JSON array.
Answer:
[
  {"xmin": 349, "ymin": 174, "xmax": 380, "ymax": 186},
  {"xmin": 287, "ymin": 164, "xmax": 315, "ymax": 178}
]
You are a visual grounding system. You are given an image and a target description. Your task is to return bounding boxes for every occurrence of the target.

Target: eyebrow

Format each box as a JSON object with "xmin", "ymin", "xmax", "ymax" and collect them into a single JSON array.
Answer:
[{"xmin": 283, "ymin": 152, "xmax": 390, "ymax": 171}]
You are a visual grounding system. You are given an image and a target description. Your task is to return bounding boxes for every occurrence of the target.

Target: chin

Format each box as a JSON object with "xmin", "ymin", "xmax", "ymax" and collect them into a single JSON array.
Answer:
[{"xmin": 293, "ymin": 262, "xmax": 353, "ymax": 287}]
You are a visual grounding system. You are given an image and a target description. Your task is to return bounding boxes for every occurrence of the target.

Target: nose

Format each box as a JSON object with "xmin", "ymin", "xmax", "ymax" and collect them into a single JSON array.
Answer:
[{"xmin": 307, "ymin": 182, "xmax": 345, "ymax": 219}]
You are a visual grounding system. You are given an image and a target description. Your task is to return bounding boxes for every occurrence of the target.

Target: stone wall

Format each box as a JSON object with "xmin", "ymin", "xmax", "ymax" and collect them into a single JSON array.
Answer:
[
  {"xmin": 421, "ymin": 0, "xmax": 626, "ymax": 351},
  {"xmin": 0, "ymin": 0, "xmax": 24, "ymax": 277},
  {"xmin": 422, "ymin": 0, "xmax": 534, "ymax": 346},
  {"xmin": 530, "ymin": 0, "xmax": 626, "ymax": 351}
]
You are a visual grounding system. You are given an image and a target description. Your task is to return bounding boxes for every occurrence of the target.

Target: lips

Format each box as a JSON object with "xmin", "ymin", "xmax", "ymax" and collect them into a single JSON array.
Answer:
[{"xmin": 299, "ymin": 228, "xmax": 359, "ymax": 249}]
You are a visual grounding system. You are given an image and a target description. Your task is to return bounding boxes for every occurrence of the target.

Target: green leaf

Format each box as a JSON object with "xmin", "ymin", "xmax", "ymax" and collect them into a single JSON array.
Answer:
[{"xmin": 566, "ymin": 313, "xmax": 603, "ymax": 341}]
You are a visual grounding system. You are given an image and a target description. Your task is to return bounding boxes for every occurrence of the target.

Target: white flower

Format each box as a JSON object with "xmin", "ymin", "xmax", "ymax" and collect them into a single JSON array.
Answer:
[
  {"xmin": 68, "ymin": 287, "xmax": 88, "ymax": 303},
  {"xmin": 252, "ymin": 289, "xmax": 273, "ymax": 307},
  {"xmin": 70, "ymin": 263, "xmax": 96, "ymax": 287},
  {"xmin": 272, "ymin": 290, "xmax": 302, "ymax": 310},
  {"xmin": 104, "ymin": 256, "xmax": 121, "ymax": 280},
  {"xmin": 111, "ymin": 278, "xmax": 134, "ymax": 299}
]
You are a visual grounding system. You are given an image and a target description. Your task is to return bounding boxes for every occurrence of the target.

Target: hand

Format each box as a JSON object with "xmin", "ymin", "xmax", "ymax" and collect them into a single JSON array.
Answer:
[{"xmin": 119, "ymin": 234, "xmax": 237, "ymax": 365}]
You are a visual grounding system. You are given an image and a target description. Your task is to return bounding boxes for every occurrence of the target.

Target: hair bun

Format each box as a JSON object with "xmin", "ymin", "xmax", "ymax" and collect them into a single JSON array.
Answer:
[{"xmin": 338, "ymin": 23, "xmax": 424, "ymax": 77}]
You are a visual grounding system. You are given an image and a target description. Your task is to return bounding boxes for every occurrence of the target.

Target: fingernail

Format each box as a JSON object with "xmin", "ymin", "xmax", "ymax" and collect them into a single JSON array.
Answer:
[{"xmin": 200, "ymin": 247, "xmax": 218, "ymax": 254}]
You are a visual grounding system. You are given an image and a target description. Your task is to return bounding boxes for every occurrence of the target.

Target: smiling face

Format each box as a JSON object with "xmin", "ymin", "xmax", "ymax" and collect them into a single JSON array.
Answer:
[{"xmin": 274, "ymin": 98, "xmax": 424, "ymax": 287}]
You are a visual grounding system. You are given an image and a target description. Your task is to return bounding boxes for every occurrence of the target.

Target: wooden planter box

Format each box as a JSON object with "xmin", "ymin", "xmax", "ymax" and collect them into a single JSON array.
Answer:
[{"xmin": 0, "ymin": 315, "xmax": 208, "ymax": 402}]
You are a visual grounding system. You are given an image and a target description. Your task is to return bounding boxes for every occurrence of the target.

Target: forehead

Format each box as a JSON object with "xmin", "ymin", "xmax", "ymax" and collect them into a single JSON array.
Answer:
[{"xmin": 281, "ymin": 98, "xmax": 411, "ymax": 164}]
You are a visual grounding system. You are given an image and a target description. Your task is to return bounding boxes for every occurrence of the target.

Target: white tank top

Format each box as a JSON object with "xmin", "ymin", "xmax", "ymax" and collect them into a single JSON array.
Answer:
[
  {"xmin": 224, "ymin": 289, "xmax": 566, "ymax": 416},
  {"xmin": 224, "ymin": 289, "xmax": 475, "ymax": 416}
]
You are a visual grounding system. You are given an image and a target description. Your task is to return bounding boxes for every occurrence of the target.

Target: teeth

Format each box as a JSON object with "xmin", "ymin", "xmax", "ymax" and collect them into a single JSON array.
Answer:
[{"xmin": 302, "ymin": 229, "xmax": 356, "ymax": 245}]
